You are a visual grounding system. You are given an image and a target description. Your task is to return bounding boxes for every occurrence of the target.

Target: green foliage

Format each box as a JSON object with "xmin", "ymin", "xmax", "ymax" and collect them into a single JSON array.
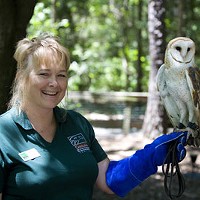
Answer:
[
  {"xmin": 27, "ymin": 0, "xmax": 150, "ymax": 92},
  {"xmin": 27, "ymin": 2, "xmax": 70, "ymax": 38}
]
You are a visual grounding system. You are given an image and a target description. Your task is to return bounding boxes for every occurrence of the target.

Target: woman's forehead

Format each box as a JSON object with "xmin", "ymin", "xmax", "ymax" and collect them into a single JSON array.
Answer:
[
  {"xmin": 37, "ymin": 51, "xmax": 60, "ymax": 62},
  {"xmin": 33, "ymin": 54, "xmax": 65, "ymax": 68},
  {"xmin": 35, "ymin": 63, "xmax": 66, "ymax": 72},
  {"xmin": 30, "ymin": 46, "xmax": 68, "ymax": 71}
]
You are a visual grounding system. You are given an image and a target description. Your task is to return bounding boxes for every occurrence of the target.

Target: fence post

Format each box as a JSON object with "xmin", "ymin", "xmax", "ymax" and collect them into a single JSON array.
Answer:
[{"xmin": 122, "ymin": 102, "xmax": 132, "ymax": 135}]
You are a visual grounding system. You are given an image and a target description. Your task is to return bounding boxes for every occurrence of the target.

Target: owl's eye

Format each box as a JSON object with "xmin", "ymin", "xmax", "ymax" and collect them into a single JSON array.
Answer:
[
  {"xmin": 175, "ymin": 46, "xmax": 181, "ymax": 51},
  {"xmin": 187, "ymin": 48, "xmax": 191, "ymax": 52}
]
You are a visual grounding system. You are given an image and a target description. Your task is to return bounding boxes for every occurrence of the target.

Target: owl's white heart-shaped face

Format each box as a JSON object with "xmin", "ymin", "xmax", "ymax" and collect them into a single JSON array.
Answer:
[{"xmin": 166, "ymin": 37, "xmax": 195, "ymax": 65}]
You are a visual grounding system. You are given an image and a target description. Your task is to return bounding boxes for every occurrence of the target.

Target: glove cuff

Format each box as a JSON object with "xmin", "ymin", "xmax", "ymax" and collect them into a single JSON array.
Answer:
[
  {"xmin": 106, "ymin": 148, "xmax": 158, "ymax": 197},
  {"xmin": 130, "ymin": 147, "xmax": 158, "ymax": 180}
]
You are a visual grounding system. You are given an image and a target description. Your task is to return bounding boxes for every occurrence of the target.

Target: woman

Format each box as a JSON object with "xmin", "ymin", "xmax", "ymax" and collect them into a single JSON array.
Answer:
[{"xmin": 0, "ymin": 33, "xmax": 187, "ymax": 199}]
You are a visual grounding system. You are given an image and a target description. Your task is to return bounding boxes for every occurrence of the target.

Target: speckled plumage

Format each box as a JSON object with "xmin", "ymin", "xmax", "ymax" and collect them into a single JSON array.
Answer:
[{"xmin": 156, "ymin": 37, "xmax": 200, "ymax": 146}]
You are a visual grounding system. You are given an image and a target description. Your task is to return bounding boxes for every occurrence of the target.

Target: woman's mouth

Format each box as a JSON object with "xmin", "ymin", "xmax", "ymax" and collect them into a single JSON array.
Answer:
[{"xmin": 42, "ymin": 91, "xmax": 58, "ymax": 96}]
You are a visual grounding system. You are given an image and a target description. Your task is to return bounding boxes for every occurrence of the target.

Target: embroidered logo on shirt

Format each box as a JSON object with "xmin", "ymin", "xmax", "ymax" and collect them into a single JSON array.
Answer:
[{"xmin": 67, "ymin": 133, "xmax": 90, "ymax": 153}]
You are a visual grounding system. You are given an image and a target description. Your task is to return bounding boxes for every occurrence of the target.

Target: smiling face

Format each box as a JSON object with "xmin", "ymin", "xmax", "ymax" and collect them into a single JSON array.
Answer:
[
  {"xmin": 24, "ymin": 63, "xmax": 67, "ymax": 110},
  {"xmin": 21, "ymin": 45, "xmax": 69, "ymax": 111}
]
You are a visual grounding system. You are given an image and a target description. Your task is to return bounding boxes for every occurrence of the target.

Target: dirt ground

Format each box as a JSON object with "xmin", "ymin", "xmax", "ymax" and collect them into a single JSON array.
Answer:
[{"xmin": 92, "ymin": 129, "xmax": 200, "ymax": 200}]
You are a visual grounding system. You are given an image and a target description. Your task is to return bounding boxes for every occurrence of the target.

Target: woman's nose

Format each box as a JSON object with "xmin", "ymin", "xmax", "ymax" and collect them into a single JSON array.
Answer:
[{"xmin": 48, "ymin": 76, "xmax": 58, "ymax": 87}]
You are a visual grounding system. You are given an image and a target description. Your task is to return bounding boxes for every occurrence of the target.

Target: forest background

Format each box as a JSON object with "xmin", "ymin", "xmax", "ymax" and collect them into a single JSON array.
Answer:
[
  {"xmin": 1, "ymin": 0, "xmax": 200, "ymax": 138},
  {"xmin": 1, "ymin": 1, "xmax": 200, "ymax": 199}
]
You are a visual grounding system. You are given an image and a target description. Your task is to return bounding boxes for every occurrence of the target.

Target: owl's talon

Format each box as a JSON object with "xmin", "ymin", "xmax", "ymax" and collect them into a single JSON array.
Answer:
[
  {"xmin": 188, "ymin": 122, "xmax": 199, "ymax": 131},
  {"xmin": 187, "ymin": 135, "xmax": 194, "ymax": 146},
  {"xmin": 178, "ymin": 123, "xmax": 186, "ymax": 129},
  {"xmin": 185, "ymin": 126, "xmax": 200, "ymax": 147}
]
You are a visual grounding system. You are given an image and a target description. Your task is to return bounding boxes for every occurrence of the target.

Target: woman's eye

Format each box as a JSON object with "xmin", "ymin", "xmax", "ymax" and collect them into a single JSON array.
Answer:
[
  {"xmin": 39, "ymin": 73, "xmax": 49, "ymax": 77},
  {"xmin": 58, "ymin": 74, "xmax": 67, "ymax": 78}
]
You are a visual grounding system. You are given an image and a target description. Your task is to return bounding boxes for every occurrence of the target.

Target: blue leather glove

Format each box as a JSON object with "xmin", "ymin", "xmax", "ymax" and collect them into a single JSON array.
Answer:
[{"xmin": 106, "ymin": 131, "xmax": 188, "ymax": 197}]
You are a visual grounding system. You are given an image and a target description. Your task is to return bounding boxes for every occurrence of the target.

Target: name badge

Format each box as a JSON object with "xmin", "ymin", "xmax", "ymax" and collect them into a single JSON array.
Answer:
[{"xmin": 19, "ymin": 148, "xmax": 41, "ymax": 161}]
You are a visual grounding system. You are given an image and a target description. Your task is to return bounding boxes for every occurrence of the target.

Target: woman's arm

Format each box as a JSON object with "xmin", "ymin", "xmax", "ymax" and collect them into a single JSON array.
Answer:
[
  {"xmin": 95, "ymin": 157, "xmax": 114, "ymax": 194},
  {"xmin": 0, "ymin": 193, "xmax": 2, "ymax": 199}
]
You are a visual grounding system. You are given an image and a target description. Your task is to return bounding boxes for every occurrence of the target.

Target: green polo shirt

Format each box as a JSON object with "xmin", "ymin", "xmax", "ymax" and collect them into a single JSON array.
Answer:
[{"xmin": 0, "ymin": 107, "xmax": 107, "ymax": 200}]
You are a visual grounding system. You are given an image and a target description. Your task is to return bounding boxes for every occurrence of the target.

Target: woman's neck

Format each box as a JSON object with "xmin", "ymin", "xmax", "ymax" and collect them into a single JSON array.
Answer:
[{"xmin": 22, "ymin": 105, "xmax": 57, "ymax": 142}]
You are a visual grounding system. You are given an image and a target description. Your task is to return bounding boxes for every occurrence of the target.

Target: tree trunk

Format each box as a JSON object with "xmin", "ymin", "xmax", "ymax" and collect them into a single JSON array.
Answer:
[
  {"xmin": 136, "ymin": 0, "xmax": 143, "ymax": 92},
  {"xmin": 177, "ymin": 0, "xmax": 184, "ymax": 36},
  {"xmin": 142, "ymin": 0, "xmax": 167, "ymax": 138},
  {"xmin": 51, "ymin": 0, "xmax": 57, "ymax": 22},
  {"xmin": 0, "ymin": 0, "xmax": 37, "ymax": 113}
]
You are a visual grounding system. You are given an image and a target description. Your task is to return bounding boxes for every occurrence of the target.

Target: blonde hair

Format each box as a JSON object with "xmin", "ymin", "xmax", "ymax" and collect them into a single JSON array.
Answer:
[{"xmin": 9, "ymin": 33, "xmax": 70, "ymax": 109}]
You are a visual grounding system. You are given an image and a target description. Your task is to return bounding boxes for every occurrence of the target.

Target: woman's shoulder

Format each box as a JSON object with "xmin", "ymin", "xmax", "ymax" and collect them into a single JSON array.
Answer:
[
  {"xmin": 0, "ymin": 108, "xmax": 19, "ymax": 139},
  {"xmin": 0, "ymin": 108, "xmax": 15, "ymax": 123},
  {"xmin": 55, "ymin": 106, "xmax": 87, "ymax": 122},
  {"xmin": 67, "ymin": 110, "xmax": 92, "ymax": 127},
  {"xmin": 67, "ymin": 109, "xmax": 85, "ymax": 119}
]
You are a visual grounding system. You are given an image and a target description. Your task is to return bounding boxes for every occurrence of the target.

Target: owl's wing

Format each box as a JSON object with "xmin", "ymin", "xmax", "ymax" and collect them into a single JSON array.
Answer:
[
  {"xmin": 186, "ymin": 67, "xmax": 200, "ymax": 125},
  {"xmin": 156, "ymin": 64, "xmax": 180, "ymax": 128}
]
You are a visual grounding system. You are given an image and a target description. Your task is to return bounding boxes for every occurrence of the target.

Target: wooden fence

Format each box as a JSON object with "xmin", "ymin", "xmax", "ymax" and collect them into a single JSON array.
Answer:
[{"xmin": 63, "ymin": 91, "xmax": 148, "ymax": 134}]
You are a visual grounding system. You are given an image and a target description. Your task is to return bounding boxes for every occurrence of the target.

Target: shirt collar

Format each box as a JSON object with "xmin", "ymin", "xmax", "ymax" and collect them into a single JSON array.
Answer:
[{"xmin": 12, "ymin": 106, "xmax": 67, "ymax": 130}]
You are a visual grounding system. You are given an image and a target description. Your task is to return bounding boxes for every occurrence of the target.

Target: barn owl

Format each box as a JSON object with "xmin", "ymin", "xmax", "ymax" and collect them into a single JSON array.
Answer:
[{"xmin": 156, "ymin": 37, "xmax": 200, "ymax": 147}]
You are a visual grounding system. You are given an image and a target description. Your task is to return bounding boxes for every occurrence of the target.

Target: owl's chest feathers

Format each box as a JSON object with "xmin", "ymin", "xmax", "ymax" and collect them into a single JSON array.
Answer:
[
  {"xmin": 165, "ymin": 66, "xmax": 187, "ymax": 82},
  {"xmin": 164, "ymin": 66, "xmax": 191, "ymax": 97}
]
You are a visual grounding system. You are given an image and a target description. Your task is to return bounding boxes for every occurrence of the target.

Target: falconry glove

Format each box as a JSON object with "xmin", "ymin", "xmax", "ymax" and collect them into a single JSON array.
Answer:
[{"xmin": 106, "ymin": 131, "xmax": 188, "ymax": 197}]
